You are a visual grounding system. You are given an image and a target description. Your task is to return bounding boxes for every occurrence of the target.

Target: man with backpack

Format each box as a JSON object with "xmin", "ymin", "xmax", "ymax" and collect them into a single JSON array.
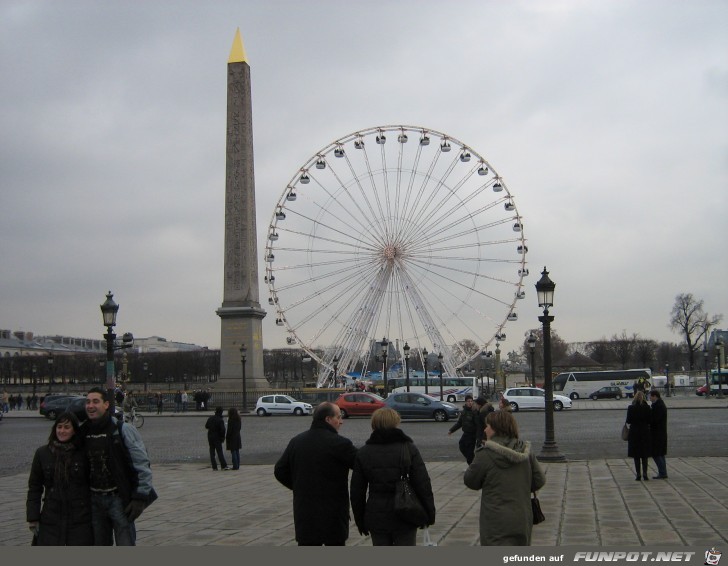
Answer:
[{"xmin": 83, "ymin": 386, "xmax": 157, "ymax": 545}]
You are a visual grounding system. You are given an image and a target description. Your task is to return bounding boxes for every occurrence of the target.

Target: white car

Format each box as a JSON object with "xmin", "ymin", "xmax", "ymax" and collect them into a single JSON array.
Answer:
[
  {"xmin": 255, "ymin": 395, "xmax": 313, "ymax": 416},
  {"xmin": 502, "ymin": 387, "xmax": 572, "ymax": 412}
]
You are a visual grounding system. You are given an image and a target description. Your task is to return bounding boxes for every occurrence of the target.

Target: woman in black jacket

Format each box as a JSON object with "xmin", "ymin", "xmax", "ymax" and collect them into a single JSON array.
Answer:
[
  {"xmin": 626, "ymin": 391, "xmax": 652, "ymax": 481},
  {"xmin": 26, "ymin": 411, "xmax": 94, "ymax": 545},
  {"xmin": 226, "ymin": 407, "xmax": 242, "ymax": 470},
  {"xmin": 350, "ymin": 407, "xmax": 436, "ymax": 546}
]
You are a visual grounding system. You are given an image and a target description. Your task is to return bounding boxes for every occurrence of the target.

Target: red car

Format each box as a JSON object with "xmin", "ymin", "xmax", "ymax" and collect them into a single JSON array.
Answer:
[{"xmin": 334, "ymin": 392, "xmax": 386, "ymax": 418}]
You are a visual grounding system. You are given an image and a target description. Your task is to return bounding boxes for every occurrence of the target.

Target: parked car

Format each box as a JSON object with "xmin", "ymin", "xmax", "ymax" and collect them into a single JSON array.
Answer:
[
  {"xmin": 39, "ymin": 395, "xmax": 87, "ymax": 420},
  {"xmin": 502, "ymin": 387, "xmax": 572, "ymax": 412},
  {"xmin": 255, "ymin": 395, "xmax": 313, "ymax": 416},
  {"xmin": 696, "ymin": 384, "xmax": 709, "ymax": 396},
  {"xmin": 335, "ymin": 392, "xmax": 386, "ymax": 418},
  {"xmin": 383, "ymin": 392, "xmax": 460, "ymax": 422},
  {"xmin": 589, "ymin": 386, "xmax": 623, "ymax": 400}
]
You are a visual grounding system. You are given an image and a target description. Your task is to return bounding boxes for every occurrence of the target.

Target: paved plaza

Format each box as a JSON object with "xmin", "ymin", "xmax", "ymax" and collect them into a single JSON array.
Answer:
[{"xmin": 1, "ymin": 396, "xmax": 726, "ymax": 547}]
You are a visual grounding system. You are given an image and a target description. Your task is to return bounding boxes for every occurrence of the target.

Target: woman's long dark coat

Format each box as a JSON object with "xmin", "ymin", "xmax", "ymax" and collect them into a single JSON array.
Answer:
[
  {"xmin": 26, "ymin": 444, "xmax": 94, "ymax": 545},
  {"xmin": 650, "ymin": 398, "xmax": 668, "ymax": 456},
  {"xmin": 626, "ymin": 401, "xmax": 652, "ymax": 458}
]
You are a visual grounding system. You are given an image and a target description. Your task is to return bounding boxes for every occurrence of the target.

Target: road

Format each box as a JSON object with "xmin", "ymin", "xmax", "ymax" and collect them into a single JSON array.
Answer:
[{"xmin": 1, "ymin": 407, "xmax": 726, "ymax": 477}]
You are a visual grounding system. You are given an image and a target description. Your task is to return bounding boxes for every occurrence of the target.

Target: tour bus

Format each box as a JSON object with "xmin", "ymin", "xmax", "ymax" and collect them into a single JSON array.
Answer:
[
  {"xmin": 389, "ymin": 375, "xmax": 493, "ymax": 402},
  {"xmin": 552, "ymin": 368, "xmax": 652, "ymax": 400}
]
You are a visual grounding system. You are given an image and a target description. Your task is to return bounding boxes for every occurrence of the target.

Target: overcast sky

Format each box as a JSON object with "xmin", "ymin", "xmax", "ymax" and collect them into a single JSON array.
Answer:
[{"xmin": 1, "ymin": 0, "xmax": 726, "ymax": 354}]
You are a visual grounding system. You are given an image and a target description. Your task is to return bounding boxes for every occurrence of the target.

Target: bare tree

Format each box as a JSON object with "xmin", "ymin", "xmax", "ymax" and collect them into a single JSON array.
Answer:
[
  {"xmin": 607, "ymin": 331, "xmax": 639, "ymax": 369},
  {"xmin": 669, "ymin": 293, "xmax": 723, "ymax": 370}
]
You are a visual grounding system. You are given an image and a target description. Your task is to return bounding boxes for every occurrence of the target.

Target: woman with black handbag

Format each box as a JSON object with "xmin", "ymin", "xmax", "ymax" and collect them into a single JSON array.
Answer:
[
  {"xmin": 464, "ymin": 410, "xmax": 546, "ymax": 545},
  {"xmin": 350, "ymin": 408, "xmax": 436, "ymax": 545}
]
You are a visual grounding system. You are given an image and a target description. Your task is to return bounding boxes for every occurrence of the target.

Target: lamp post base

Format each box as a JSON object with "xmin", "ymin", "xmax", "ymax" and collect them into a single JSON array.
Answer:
[{"xmin": 537, "ymin": 442, "xmax": 567, "ymax": 463}]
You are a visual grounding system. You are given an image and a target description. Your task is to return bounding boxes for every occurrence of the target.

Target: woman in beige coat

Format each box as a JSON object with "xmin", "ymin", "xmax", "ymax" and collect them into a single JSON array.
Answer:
[{"xmin": 464, "ymin": 410, "xmax": 545, "ymax": 545}]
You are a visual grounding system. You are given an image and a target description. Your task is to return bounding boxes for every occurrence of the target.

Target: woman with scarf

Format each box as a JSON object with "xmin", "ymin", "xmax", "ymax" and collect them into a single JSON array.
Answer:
[{"xmin": 26, "ymin": 411, "xmax": 94, "ymax": 545}]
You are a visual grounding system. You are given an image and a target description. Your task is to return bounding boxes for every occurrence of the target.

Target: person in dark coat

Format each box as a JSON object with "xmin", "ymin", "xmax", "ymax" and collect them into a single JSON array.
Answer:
[
  {"xmin": 226, "ymin": 407, "xmax": 242, "ymax": 470},
  {"xmin": 274, "ymin": 402, "xmax": 357, "ymax": 545},
  {"xmin": 649, "ymin": 390, "xmax": 668, "ymax": 479},
  {"xmin": 206, "ymin": 407, "xmax": 229, "ymax": 470},
  {"xmin": 26, "ymin": 411, "xmax": 94, "ymax": 545},
  {"xmin": 626, "ymin": 391, "xmax": 652, "ymax": 481},
  {"xmin": 474, "ymin": 396, "xmax": 495, "ymax": 447},
  {"xmin": 448, "ymin": 395, "xmax": 479, "ymax": 464},
  {"xmin": 350, "ymin": 407, "xmax": 436, "ymax": 545}
]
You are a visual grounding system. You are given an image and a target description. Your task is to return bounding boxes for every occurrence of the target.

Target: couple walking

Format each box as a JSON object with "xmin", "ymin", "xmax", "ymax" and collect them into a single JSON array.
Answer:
[
  {"xmin": 274, "ymin": 402, "xmax": 436, "ymax": 546},
  {"xmin": 205, "ymin": 407, "xmax": 242, "ymax": 470}
]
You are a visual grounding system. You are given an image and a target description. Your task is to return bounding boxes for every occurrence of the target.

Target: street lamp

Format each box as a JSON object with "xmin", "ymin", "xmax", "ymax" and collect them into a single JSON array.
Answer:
[
  {"xmin": 665, "ymin": 363, "xmax": 670, "ymax": 397},
  {"xmin": 703, "ymin": 345, "xmax": 710, "ymax": 390},
  {"xmin": 32, "ymin": 364, "xmax": 37, "ymax": 397},
  {"xmin": 143, "ymin": 362, "xmax": 149, "ymax": 392},
  {"xmin": 717, "ymin": 337, "xmax": 724, "ymax": 399},
  {"xmin": 535, "ymin": 267, "xmax": 565, "ymax": 463},
  {"xmin": 403, "ymin": 342, "xmax": 411, "ymax": 392},
  {"xmin": 47, "ymin": 352, "xmax": 54, "ymax": 394},
  {"xmin": 332, "ymin": 355, "xmax": 339, "ymax": 388},
  {"xmin": 438, "ymin": 352, "xmax": 444, "ymax": 401},
  {"xmin": 528, "ymin": 332, "xmax": 537, "ymax": 388},
  {"xmin": 240, "ymin": 343, "xmax": 248, "ymax": 412},
  {"xmin": 380, "ymin": 337, "xmax": 389, "ymax": 397},
  {"xmin": 423, "ymin": 348, "xmax": 429, "ymax": 395},
  {"xmin": 100, "ymin": 291, "xmax": 119, "ymax": 410}
]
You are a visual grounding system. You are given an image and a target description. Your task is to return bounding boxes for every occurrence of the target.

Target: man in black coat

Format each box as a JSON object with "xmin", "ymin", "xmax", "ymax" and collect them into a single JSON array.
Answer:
[
  {"xmin": 448, "ymin": 395, "xmax": 479, "ymax": 464},
  {"xmin": 205, "ymin": 407, "xmax": 229, "ymax": 470},
  {"xmin": 274, "ymin": 402, "xmax": 358, "ymax": 545},
  {"xmin": 649, "ymin": 390, "xmax": 668, "ymax": 479}
]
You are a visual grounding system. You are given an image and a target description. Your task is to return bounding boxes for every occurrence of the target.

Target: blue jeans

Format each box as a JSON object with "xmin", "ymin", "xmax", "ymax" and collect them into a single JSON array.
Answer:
[
  {"xmin": 653, "ymin": 455, "xmax": 668, "ymax": 477},
  {"xmin": 91, "ymin": 492, "xmax": 136, "ymax": 546},
  {"xmin": 209, "ymin": 442, "xmax": 227, "ymax": 469},
  {"xmin": 230, "ymin": 449, "xmax": 240, "ymax": 469}
]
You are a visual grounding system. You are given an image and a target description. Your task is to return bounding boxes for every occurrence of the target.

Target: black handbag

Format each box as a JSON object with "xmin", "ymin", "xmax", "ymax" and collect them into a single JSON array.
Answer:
[
  {"xmin": 394, "ymin": 444, "xmax": 429, "ymax": 527},
  {"xmin": 531, "ymin": 492, "xmax": 545, "ymax": 525}
]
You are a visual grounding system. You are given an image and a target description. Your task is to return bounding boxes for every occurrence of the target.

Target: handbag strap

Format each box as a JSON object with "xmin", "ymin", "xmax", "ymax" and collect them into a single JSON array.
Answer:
[{"xmin": 400, "ymin": 443, "xmax": 412, "ymax": 477}]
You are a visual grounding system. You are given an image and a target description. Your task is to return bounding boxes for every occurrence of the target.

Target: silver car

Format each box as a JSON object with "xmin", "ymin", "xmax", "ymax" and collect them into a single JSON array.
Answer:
[
  {"xmin": 503, "ymin": 387, "xmax": 572, "ymax": 412},
  {"xmin": 383, "ymin": 392, "xmax": 460, "ymax": 422}
]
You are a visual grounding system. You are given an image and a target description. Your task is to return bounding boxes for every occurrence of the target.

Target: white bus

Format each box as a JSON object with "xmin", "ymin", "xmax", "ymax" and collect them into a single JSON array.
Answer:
[
  {"xmin": 389, "ymin": 375, "xmax": 494, "ymax": 402},
  {"xmin": 552, "ymin": 368, "xmax": 652, "ymax": 400}
]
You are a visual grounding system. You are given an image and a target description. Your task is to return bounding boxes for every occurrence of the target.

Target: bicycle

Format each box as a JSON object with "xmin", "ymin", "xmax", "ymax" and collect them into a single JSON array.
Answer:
[{"xmin": 123, "ymin": 406, "xmax": 144, "ymax": 428}]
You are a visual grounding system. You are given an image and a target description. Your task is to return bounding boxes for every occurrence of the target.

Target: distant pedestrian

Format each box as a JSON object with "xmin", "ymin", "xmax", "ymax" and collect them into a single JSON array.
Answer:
[
  {"xmin": 464, "ymin": 410, "xmax": 546, "ymax": 546},
  {"xmin": 9, "ymin": 394, "xmax": 16, "ymax": 411},
  {"xmin": 274, "ymin": 402, "xmax": 357, "ymax": 546},
  {"xmin": 498, "ymin": 394, "xmax": 512, "ymax": 412},
  {"xmin": 26, "ymin": 394, "xmax": 32, "ymax": 410},
  {"xmin": 226, "ymin": 407, "xmax": 242, "ymax": 470},
  {"xmin": 205, "ymin": 407, "xmax": 229, "ymax": 470},
  {"xmin": 626, "ymin": 391, "xmax": 652, "ymax": 481},
  {"xmin": 474, "ymin": 396, "xmax": 495, "ymax": 447},
  {"xmin": 26, "ymin": 411, "xmax": 94, "ymax": 545},
  {"xmin": 649, "ymin": 390, "xmax": 668, "ymax": 479},
  {"xmin": 448, "ymin": 395, "xmax": 478, "ymax": 465},
  {"xmin": 350, "ymin": 407, "xmax": 436, "ymax": 545},
  {"xmin": 2, "ymin": 390, "xmax": 9, "ymax": 413},
  {"xmin": 181, "ymin": 390, "xmax": 188, "ymax": 412},
  {"xmin": 16, "ymin": 394, "xmax": 23, "ymax": 410},
  {"xmin": 174, "ymin": 390, "xmax": 182, "ymax": 412},
  {"xmin": 156, "ymin": 393, "xmax": 163, "ymax": 415}
]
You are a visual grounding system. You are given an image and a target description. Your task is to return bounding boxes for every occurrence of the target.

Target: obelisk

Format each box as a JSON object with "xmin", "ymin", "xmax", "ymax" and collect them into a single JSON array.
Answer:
[{"xmin": 216, "ymin": 29, "xmax": 266, "ymax": 393}]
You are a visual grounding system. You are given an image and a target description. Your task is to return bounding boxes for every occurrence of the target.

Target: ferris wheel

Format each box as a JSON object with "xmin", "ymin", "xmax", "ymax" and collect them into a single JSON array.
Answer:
[{"xmin": 264, "ymin": 125, "xmax": 528, "ymax": 387}]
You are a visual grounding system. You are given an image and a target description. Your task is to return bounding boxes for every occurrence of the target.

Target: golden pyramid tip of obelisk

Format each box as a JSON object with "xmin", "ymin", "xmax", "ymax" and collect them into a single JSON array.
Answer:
[{"xmin": 229, "ymin": 28, "xmax": 247, "ymax": 64}]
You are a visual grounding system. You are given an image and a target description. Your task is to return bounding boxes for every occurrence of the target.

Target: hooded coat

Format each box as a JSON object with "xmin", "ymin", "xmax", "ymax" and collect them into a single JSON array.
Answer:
[
  {"xmin": 274, "ymin": 420, "xmax": 357, "ymax": 545},
  {"xmin": 464, "ymin": 436, "xmax": 546, "ymax": 546},
  {"xmin": 350, "ymin": 427, "xmax": 436, "ymax": 536}
]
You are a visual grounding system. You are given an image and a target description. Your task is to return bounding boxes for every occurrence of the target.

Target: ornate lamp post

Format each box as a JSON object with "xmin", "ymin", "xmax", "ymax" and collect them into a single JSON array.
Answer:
[
  {"xmin": 717, "ymin": 337, "xmax": 724, "ymax": 399},
  {"xmin": 240, "ymin": 343, "xmax": 248, "ymax": 412},
  {"xmin": 438, "ymin": 352, "xmax": 444, "ymax": 401},
  {"xmin": 665, "ymin": 363, "xmax": 670, "ymax": 397},
  {"xmin": 143, "ymin": 362, "xmax": 148, "ymax": 392},
  {"xmin": 535, "ymin": 267, "xmax": 565, "ymax": 463},
  {"xmin": 47, "ymin": 352, "xmax": 54, "ymax": 394},
  {"xmin": 403, "ymin": 342, "xmax": 411, "ymax": 392},
  {"xmin": 32, "ymin": 364, "xmax": 37, "ymax": 397},
  {"xmin": 100, "ymin": 291, "xmax": 119, "ymax": 410},
  {"xmin": 380, "ymin": 337, "xmax": 389, "ymax": 397},
  {"xmin": 703, "ymin": 345, "xmax": 710, "ymax": 390},
  {"xmin": 332, "ymin": 355, "xmax": 339, "ymax": 388},
  {"xmin": 528, "ymin": 332, "xmax": 537, "ymax": 388},
  {"xmin": 423, "ymin": 348, "xmax": 429, "ymax": 395}
]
